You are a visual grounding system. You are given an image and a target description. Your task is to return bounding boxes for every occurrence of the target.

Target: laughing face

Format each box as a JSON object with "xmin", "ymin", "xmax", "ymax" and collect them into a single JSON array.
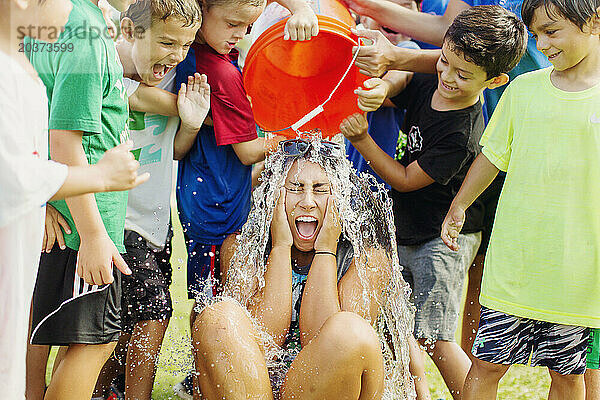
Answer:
[
  {"xmin": 435, "ymin": 40, "xmax": 491, "ymax": 103},
  {"xmin": 128, "ymin": 16, "xmax": 199, "ymax": 86},
  {"xmin": 284, "ymin": 160, "xmax": 331, "ymax": 252},
  {"xmin": 529, "ymin": 5, "xmax": 600, "ymax": 73}
]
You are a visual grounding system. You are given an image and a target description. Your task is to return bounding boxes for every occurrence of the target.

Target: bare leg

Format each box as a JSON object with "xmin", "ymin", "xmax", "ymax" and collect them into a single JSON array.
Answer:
[
  {"xmin": 45, "ymin": 342, "xmax": 116, "ymax": 400},
  {"xmin": 409, "ymin": 336, "xmax": 432, "ymax": 400},
  {"xmin": 26, "ymin": 300, "xmax": 50, "ymax": 400},
  {"xmin": 26, "ymin": 344, "xmax": 49, "ymax": 400},
  {"xmin": 461, "ymin": 255, "xmax": 483, "ymax": 361},
  {"xmin": 548, "ymin": 370, "xmax": 584, "ymax": 400},
  {"xmin": 420, "ymin": 339, "xmax": 471, "ymax": 400},
  {"xmin": 125, "ymin": 319, "xmax": 169, "ymax": 400},
  {"xmin": 93, "ymin": 334, "xmax": 128, "ymax": 398},
  {"xmin": 281, "ymin": 312, "xmax": 384, "ymax": 400},
  {"xmin": 585, "ymin": 369, "xmax": 600, "ymax": 400},
  {"xmin": 192, "ymin": 300, "xmax": 272, "ymax": 400},
  {"xmin": 462, "ymin": 357, "xmax": 509, "ymax": 400}
]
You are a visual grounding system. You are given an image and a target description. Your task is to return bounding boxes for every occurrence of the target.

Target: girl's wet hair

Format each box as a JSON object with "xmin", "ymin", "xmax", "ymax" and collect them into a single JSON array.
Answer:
[{"xmin": 522, "ymin": 0, "xmax": 600, "ymax": 30}]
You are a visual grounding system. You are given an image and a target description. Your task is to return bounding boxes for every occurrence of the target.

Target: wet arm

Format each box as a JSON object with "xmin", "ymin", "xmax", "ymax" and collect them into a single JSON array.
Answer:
[
  {"xmin": 248, "ymin": 245, "xmax": 293, "ymax": 346},
  {"xmin": 298, "ymin": 253, "xmax": 341, "ymax": 346}
]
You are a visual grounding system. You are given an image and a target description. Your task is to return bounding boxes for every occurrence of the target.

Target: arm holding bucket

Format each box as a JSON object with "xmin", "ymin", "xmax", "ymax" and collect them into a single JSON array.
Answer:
[
  {"xmin": 270, "ymin": 0, "xmax": 319, "ymax": 41},
  {"xmin": 340, "ymin": 113, "xmax": 435, "ymax": 192},
  {"xmin": 352, "ymin": 28, "xmax": 441, "ymax": 77},
  {"xmin": 345, "ymin": 0, "xmax": 470, "ymax": 47},
  {"xmin": 354, "ymin": 71, "xmax": 413, "ymax": 112}
]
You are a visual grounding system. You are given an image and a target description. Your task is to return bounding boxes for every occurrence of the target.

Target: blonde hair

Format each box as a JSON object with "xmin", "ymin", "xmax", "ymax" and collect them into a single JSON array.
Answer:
[{"xmin": 122, "ymin": 0, "xmax": 202, "ymax": 30}]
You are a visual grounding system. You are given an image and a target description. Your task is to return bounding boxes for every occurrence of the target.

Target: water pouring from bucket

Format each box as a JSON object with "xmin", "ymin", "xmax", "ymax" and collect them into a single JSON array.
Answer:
[{"xmin": 242, "ymin": 0, "xmax": 368, "ymax": 139}]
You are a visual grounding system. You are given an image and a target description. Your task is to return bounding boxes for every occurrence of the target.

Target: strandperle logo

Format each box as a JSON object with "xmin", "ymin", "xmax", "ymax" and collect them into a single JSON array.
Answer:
[{"xmin": 17, "ymin": 20, "xmax": 147, "ymax": 43}]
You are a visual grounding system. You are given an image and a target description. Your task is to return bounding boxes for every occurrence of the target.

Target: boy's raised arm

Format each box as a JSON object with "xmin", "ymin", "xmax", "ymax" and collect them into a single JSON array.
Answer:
[
  {"xmin": 128, "ymin": 84, "xmax": 179, "ymax": 116},
  {"xmin": 340, "ymin": 113, "xmax": 434, "ymax": 192},
  {"xmin": 441, "ymin": 152, "xmax": 499, "ymax": 251},
  {"xmin": 50, "ymin": 129, "xmax": 132, "ymax": 285},
  {"xmin": 173, "ymin": 73, "xmax": 211, "ymax": 160}
]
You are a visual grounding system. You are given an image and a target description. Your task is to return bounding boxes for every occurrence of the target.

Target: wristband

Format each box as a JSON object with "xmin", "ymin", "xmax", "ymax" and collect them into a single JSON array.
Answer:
[{"xmin": 314, "ymin": 251, "xmax": 336, "ymax": 257}]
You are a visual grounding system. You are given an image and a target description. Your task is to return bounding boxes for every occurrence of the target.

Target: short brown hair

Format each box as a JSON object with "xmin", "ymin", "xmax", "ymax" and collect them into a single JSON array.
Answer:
[
  {"xmin": 202, "ymin": 0, "xmax": 265, "ymax": 11},
  {"xmin": 444, "ymin": 5, "xmax": 527, "ymax": 79},
  {"xmin": 122, "ymin": 0, "xmax": 202, "ymax": 30}
]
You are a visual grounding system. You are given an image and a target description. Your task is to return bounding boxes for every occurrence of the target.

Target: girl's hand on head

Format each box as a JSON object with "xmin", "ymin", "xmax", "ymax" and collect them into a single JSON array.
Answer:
[
  {"xmin": 314, "ymin": 195, "xmax": 341, "ymax": 253},
  {"xmin": 97, "ymin": 140, "xmax": 150, "ymax": 191},
  {"xmin": 42, "ymin": 204, "xmax": 71, "ymax": 253},
  {"xmin": 178, "ymin": 73, "xmax": 211, "ymax": 131},
  {"xmin": 351, "ymin": 28, "xmax": 396, "ymax": 77},
  {"xmin": 355, "ymin": 78, "xmax": 389, "ymax": 112},
  {"xmin": 441, "ymin": 205, "xmax": 465, "ymax": 251},
  {"xmin": 340, "ymin": 113, "xmax": 369, "ymax": 144},
  {"xmin": 271, "ymin": 188, "xmax": 293, "ymax": 248},
  {"xmin": 284, "ymin": 2, "xmax": 319, "ymax": 41}
]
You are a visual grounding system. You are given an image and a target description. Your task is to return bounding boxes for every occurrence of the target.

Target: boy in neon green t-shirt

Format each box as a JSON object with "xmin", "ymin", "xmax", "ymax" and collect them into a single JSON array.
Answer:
[{"xmin": 441, "ymin": 0, "xmax": 600, "ymax": 398}]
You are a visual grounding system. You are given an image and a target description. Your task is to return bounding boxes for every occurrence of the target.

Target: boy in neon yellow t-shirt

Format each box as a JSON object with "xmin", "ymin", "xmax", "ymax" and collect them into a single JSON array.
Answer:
[{"xmin": 441, "ymin": 0, "xmax": 600, "ymax": 398}]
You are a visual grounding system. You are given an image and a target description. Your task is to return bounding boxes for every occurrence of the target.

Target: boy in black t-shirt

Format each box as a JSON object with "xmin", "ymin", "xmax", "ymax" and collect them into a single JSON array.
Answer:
[{"xmin": 340, "ymin": 6, "xmax": 527, "ymax": 398}]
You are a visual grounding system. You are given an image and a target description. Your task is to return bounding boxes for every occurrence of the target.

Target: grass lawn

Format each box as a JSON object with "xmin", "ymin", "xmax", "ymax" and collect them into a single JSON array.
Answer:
[{"xmin": 49, "ymin": 203, "xmax": 551, "ymax": 399}]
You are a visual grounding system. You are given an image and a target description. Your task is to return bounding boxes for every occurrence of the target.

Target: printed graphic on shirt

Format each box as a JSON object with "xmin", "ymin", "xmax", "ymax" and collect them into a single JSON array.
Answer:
[
  {"xmin": 128, "ymin": 113, "xmax": 168, "ymax": 166},
  {"xmin": 407, "ymin": 126, "xmax": 423, "ymax": 153}
]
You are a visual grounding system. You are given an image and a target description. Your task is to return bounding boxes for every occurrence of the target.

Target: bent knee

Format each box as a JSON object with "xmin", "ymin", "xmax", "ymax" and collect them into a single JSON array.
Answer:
[
  {"xmin": 471, "ymin": 357, "xmax": 509, "ymax": 378},
  {"xmin": 192, "ymin": 300, "xmax": 250, "ymax": 345},
  {"xmin": 320, "ymin": 312, "xmax": 380, "ymax": 354}
]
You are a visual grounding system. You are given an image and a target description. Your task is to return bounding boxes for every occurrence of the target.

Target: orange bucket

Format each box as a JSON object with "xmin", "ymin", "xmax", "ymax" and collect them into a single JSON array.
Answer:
[{"xmin": 243, "ymin": 0, "xmax": 367, "ymax": 139}]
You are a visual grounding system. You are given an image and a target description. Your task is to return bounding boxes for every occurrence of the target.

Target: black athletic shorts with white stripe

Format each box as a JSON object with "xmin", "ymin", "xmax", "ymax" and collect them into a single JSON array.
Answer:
[
  {"xmin": 472, "ymin": 306, "xmax": 590, "ymax": 375},
  {"xmin": 30, "ymin": 244, "xmax": 121, "ymax": 345}
]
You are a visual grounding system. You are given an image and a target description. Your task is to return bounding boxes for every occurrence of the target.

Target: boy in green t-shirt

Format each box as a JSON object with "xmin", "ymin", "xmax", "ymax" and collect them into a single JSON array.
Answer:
[
  {"xmin": 441, "ymin": 0, "xmax": 600, "ymax": 398},
  {"xmin": 25, "ymin": 0, "xmax": 141, "ymax": 398}
]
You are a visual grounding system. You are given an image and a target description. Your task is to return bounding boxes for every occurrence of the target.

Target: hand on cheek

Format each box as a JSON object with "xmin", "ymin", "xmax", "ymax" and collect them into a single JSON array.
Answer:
[{"xmin": 314, "ymin": 195, "xmax": 341, "ymax": 253}]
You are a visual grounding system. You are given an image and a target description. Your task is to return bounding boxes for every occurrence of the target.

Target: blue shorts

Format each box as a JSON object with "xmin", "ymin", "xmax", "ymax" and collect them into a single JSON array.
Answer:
[
  {"xmin": 473, "ymin": 306, "xmax": 590, "ymax": 375},
  {"xmin": 184, "ymin": 236, "xmax": 221, "ymax": 301}
]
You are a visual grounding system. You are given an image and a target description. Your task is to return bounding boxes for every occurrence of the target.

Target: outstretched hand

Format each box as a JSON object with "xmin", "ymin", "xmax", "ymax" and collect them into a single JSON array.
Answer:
[
  {"xmin": 271, "ymin": 188, "xmax": 294, "ymax": 248},
  {"xmin": 352, "ymin": 28, "xmax": 397, "ymax": 78},
  {"xmin": 178, "ymin": 73, "xmax": 210, "ymax": 131},
  {"xmin": 440, "ymin": 205, "xmax": 466, "ymax": 251},
  {"xmin": 314, "ymin": 195, "xmax": 341, "ymax": 253},
  {"xmin": 97, "ymin": 140, "xmax": 150, "ymax": 191},
  {"xmin": 340, "ymin": 112, "xmax": 369, "ymax": 144},
  {"xmin": 284, "ymin": 3, "xmax": 319, "ymax": 41}
]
